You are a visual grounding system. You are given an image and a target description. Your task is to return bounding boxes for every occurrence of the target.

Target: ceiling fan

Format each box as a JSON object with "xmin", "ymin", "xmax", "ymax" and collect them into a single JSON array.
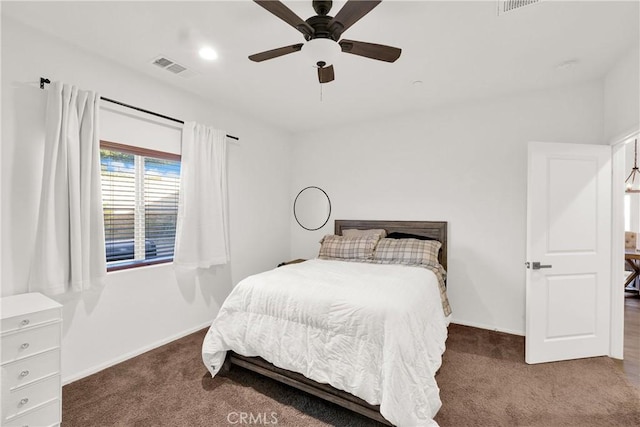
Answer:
[{"xmin": 249, "ymin": 0, "xmax": 401, "ymax": 84}]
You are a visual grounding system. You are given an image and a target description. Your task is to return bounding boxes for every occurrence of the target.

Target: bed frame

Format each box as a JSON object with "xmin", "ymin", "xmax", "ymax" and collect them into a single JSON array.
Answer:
[{"xmin": 223, "ymin": 220, "xmax": 448, "ymax": 425}]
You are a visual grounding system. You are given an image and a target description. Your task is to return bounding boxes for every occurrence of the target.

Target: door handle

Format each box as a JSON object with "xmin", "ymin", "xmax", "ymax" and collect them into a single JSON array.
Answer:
[{"xmin": 525, "ymin": 261, "xmax": 552, "ymax": 270}]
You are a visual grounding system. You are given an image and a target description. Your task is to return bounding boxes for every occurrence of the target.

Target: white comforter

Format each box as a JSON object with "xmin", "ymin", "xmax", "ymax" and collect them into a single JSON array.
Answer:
[{"xmin": 202, "ymin": 259, "xmax": 449, "ymax": 426}]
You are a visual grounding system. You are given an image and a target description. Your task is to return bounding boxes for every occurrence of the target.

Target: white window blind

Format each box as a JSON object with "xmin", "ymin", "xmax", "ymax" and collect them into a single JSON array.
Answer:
[{"xmin": 100, "ymin": 141, "xmax": 181, "ymax": 270}]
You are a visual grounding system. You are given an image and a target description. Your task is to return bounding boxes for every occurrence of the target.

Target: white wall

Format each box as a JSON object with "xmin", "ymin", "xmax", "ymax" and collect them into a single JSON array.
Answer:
[
  {"xmin": 289, "ymin": 82, "xmax": 605, "ymax": 335},
  {"xmin": 1, "ymin": 17, "xmax": 293, "ymax": 382},
  {"xmin": 604, "ymin": 46, "xmax": 640, "ymax": 143}
]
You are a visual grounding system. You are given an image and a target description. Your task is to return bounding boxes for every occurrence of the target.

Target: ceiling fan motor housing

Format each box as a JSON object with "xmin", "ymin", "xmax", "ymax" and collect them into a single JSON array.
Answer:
[
  {"xmin": 303, "ymin": 1, "xmax": 346, "ymax": 41},
  {"xmin": 304, "ymin": 15, "xmax": 338, "ymax": 41},
  {"xmin": 312, "ymin": 0, "xmax": 333, "ymax": 16}
]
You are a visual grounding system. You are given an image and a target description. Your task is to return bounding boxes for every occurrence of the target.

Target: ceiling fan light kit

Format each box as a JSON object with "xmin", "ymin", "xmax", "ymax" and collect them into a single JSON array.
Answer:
[
  {"xmin": 250, "ymin": 0, "xmax": 401, "ymax": 84},
  {"xmin": 302, "ymin": 38, "xmax": 341, "ymax": 67}
]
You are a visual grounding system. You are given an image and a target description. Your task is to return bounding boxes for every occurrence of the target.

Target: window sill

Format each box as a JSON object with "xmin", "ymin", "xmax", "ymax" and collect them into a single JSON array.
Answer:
[{"xmin": 107, "ymin": 258, "xmax": 173, "ymax": 272}]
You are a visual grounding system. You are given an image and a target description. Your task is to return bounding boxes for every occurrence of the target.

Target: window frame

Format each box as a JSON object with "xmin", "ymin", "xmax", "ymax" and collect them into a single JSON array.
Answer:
[{"xmin": 100, "ymin": 140, "xmax": 181, "ymax": 272}]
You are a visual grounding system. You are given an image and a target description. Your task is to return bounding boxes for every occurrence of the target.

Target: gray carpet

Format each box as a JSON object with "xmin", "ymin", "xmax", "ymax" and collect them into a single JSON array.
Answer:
[{"xmin": 62, "ymin": 324, "xmax": 640, "ymax": 426}]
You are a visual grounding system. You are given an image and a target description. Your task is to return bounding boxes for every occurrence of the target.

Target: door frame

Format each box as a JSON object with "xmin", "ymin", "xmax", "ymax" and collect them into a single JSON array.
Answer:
[{"xmin": 610, "ymin": 127, "xmax": 640, "ymax": 359}]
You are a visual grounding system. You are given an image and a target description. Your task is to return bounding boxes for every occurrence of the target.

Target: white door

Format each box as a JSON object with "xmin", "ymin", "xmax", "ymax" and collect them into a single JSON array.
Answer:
[{"xmin": 526, "ymin": 142, "xmax": 611, "ymax": 364}]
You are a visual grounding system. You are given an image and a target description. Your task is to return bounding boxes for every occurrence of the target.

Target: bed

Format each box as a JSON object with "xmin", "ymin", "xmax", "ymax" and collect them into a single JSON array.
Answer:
[{"xmin": 202, "ymin": 220, "xmax": 449, "ymax": 426}]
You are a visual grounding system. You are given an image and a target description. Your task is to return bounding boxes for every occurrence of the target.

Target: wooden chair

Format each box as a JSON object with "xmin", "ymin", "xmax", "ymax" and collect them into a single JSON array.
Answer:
[{"xmin": 626, "ymin": 231, "xmax": 637, "ymax": 250}]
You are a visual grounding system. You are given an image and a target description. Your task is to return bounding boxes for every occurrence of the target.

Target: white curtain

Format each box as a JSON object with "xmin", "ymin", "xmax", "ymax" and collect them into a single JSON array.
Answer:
[
  {"xmin": 174, "ymin": 122, "xmax": 229, "ymax": 268},
  {"xmin": 29, "ymin": 81, "xmax": 106, "ymax": 295}
]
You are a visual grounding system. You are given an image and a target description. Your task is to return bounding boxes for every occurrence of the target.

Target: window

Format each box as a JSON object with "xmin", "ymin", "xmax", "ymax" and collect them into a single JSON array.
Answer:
[{"xmin": 100, "ymin": 141, "xmax": 181, "ymax": 271}]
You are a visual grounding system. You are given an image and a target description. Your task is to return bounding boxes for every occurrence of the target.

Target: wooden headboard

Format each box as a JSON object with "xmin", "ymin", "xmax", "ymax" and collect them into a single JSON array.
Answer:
[{"xmin": 334, "ymin": 220, "xmax": 448, "ymax": 271}]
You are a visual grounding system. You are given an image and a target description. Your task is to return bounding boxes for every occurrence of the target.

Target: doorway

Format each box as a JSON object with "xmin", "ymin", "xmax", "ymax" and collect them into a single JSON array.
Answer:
[
  {"xmin": 610, "ymin": 130, "xmax": 640, "ymax": 388},
  {"xmin": 618, "ymin": 135, "xmax": 640, "ymax": 387}
]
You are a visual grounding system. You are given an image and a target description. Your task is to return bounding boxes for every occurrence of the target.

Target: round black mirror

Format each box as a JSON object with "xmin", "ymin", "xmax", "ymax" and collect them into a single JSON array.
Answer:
[{"xmin": 294, "ymin": 186, "xmax": 331, "ymax": 231}]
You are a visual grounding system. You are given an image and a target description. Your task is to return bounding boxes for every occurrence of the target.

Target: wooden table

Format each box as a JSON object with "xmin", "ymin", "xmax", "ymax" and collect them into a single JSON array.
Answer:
[{"xmin": 625, "ymin": 250, "xmax": 640, "ymax": 292}]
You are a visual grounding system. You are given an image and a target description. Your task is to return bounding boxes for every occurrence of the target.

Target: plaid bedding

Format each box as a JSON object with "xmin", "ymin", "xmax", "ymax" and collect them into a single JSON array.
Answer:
[
  {"xmin": 423, "ymin": 264, "xmax": 451, "ymax": 317},
  {"xmin": 342, "ymin": 228, "xmax": 387, "ymax": 239},
  {"xmin": 373, "ymin": 238, "xmax": 441, "ymax": 267},
  {"xmin": 318, "ymin": 234, "xmax": 380, "ymax": 260}
]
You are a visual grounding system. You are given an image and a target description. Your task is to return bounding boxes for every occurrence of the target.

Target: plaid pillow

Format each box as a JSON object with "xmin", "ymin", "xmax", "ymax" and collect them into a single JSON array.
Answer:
[
  {"xmin": 342, "ymin": 228, "xmax": 387, "ymax": 239},
  {"xmin": 318, "ymin": 234, "xmax": 380, "ymax": 260},
  {"xmin": 373, "ymin": 238, "xmax": 441, "ymax": 267}
]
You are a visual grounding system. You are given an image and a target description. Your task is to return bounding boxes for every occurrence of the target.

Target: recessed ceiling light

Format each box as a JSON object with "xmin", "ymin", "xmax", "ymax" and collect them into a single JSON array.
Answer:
[{"xmin": 199, "ymin": 46, "xmax": 218, "ymax": 61}]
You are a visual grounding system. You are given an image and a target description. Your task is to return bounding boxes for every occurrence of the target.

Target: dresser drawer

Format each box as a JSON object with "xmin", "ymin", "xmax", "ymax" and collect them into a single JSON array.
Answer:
[
  {"xmin": 1, "ymin": 349, "xmax": 60, "ymax": 390},
  {"xmin": 3, "ymin": 398, "xmax": 60, "ymax": 427},
  {"xmin": 2, "ymin": 375, "xmax": 60, "ymax": 420},
  {"xmin": 1, "ymin": 323, "xmax": 60, "ymax": 364},
  {"xmin": 1, "ymin": 307, "xmax": 60, "ymax": 334}
]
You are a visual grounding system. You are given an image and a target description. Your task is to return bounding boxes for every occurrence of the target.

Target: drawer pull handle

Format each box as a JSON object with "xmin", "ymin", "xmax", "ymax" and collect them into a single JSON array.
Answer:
[
  {"xmin": 20, "ymin": 319, "xmax": 30, "ymax": 326},
  {"xmin": 20, "ymin": 343, "xmax": 29, "ymax": 350},
  {"xmin": 19, "ymin": 370, "xmax": 30, "ymax": 378},
  {"xmin": 19, "ymin": 397, "xmax": 29, "ymax": 406}
]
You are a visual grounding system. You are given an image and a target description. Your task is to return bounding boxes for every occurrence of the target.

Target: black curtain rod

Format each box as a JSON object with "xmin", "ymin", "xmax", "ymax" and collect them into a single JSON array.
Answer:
[{"xmin": 39, "ymin": 78, "xmax": 239, "ymax": 141}]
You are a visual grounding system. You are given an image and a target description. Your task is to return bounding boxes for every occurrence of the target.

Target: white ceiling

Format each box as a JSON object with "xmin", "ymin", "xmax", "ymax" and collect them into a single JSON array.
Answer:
[{"xmin": 3, "ymin": 1, "xmax": 639, "ymax": 133}]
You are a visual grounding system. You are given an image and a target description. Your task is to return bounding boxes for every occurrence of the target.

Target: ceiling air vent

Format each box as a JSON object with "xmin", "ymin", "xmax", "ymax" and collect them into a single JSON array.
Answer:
[
  {"xmin": 151, "ymin": 55, "xmax": 198, "ymax": 79},
  {"xmin": 166, "ymin": 63, "xmax": 187, "ymax": 74},
  {"xmin": 498, "ymin": 0, "xmax": 541, "ymax": 15},
  {"xmin": 153, "ymin": 57, "xmax": 173, "ymax": 68}
]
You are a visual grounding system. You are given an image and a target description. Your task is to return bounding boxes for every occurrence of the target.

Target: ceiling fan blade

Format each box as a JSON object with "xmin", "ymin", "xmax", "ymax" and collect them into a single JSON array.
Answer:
[
  {"xmin": 254, "ymin": 0, "xmax": 314, "ymax": 38},
  {"xmin": 329, "ymin": 0, "xmax": 381, "ymax": 39},
  {"xmin": 249, "ymin": 43, "xmax": 304, "ymax": 62},
  {"xmin": 317, "ymin": 64, "xmax": 335, "ymax": 83},
  {"xmin": 339, "ymin": 39, "xmax": 401, "ymax": 63}
]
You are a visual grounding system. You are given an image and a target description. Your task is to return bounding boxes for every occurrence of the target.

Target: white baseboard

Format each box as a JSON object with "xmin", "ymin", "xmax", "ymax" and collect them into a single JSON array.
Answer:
[
  {"xmin": 451, "ymin": 318, "xmax": 524, "ymax": 336},
  {"xmin": 62, "ymin": 321, "xmax": 212, "ymax": 385},
  {"xmin": 63, "ymin": 318, "xmax": 522, "ymax": 385}
]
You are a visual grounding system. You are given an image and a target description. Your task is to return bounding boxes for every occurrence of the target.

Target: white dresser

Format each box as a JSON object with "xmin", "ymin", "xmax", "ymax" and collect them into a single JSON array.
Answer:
[{"xmin": 1, "ymin": 293, "xmax": 62, "ymax": 427}]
